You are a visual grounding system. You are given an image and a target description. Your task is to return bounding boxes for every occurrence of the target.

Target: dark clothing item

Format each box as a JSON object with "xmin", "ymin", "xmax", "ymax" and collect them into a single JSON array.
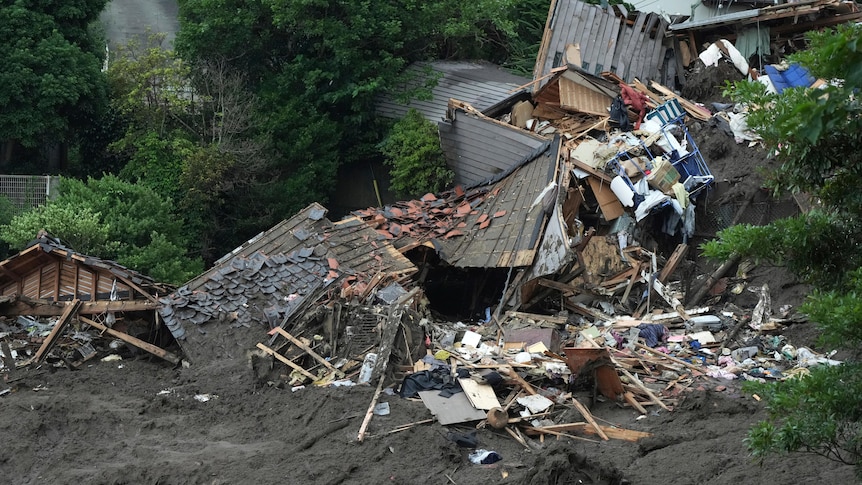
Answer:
[
  {"xmin": 637, "ymin": 323, "xmax": 669, "ymax": 347},
  {"xmin": 398, "ymin": 367, "xmax": 468, "ymax": 398}
]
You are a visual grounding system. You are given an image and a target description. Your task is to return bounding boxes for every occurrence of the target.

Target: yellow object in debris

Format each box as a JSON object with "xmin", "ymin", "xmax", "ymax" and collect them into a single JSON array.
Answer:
[
  {"xmin": 434, "ymin": 349, "xmax": 451, "ymax": 361},
  {"xmin": 672, "ymin": 182, "xmax": 689, "ymax": 209}
]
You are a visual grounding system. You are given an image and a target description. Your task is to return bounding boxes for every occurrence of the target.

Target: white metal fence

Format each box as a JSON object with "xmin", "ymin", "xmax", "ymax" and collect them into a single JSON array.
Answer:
[{"xmin": 0, "ymin": 175, "xmax": 60, "ymax": 211}]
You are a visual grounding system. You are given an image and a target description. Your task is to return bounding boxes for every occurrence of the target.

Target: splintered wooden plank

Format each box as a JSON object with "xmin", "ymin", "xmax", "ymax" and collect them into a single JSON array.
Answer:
[
  {"xmin": 590, "ymin": 9, "xmax": 612, "ymax": 74},
  {"xmin": 580, "ymin": 5, "xmax": 603, "ymax": 73},
  {"xmin": 624, "ymin": 391, "xmax": 648, "ymax": 414},
  {"xmin": 571, "ymin": 397, "xmax": 609, "ymax": 440},
  {"xmin": 647, "ymin": 19, "xmax": 668, "ymax": 82},
  {"xmin": 576, "ymin": 5, "xmax": 598, "ymax": 69},
  {"xmin": 649, "ymin": 81, "xmax": 711, "ymax": 120},
  {"xmin": 31, "ymin": 299, "xmax": 81, "ymax": 364},
  {"xmin": 530, "ymin": 423, "xmax": 651, "ymax": 441},
  {"xmin": 603, "ymin": 7, "xmax": 622, "ymax": 73},
  {"xmin": 562, "ymin": 0, "xmax": 586, "ymax": 68},
  {"xmin": 269, "ymin": 327, "xmax": 343, "ymax": 377},
  {"xmin": 620, "ymin": 12, "xmax": 648, "ymax": 80},
  {"xmin": 256, "ymin": 342, "xmax": 317, "ymax": 380},
  {"xmin": 458, "ymin": 378, "xmax": 501, "ymax": 410},
  {"xmin": 629, "ymin": 14, "xmax": 659, "ymax": 83},
  {"xmin": 81, "ymin": 317, "xmax": 180, "ymax": 365},
  {"xmin": 659, "ymin": 243, "xmax": 689, "ymax": 283}
]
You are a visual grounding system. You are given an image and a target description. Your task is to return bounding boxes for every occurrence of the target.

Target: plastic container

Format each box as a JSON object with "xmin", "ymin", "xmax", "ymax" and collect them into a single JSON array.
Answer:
[{"xmin": 357, "ymin": 352, "xmax": 378, "ymax": 384}]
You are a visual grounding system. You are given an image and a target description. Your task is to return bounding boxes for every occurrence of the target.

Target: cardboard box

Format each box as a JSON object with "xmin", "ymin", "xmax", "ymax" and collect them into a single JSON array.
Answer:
[
  {"xmin": 621, "ymin": 157, "xmax": 647, "ymax": 178},
  {"xmin": 646, "ymin": 157, "xmax": 680, "ymax": 194}
]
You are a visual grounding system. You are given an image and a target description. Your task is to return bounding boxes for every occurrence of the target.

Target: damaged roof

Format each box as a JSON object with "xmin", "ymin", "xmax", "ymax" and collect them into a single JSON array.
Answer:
[
  {"xmin": 376, "ymin": 60, "xmax": 531, "ymax": 122},
  {"xmin": 0, "ymin": 233, "xmax": 170, "ymax": 304},
  {"xmin": 534, "ymin": 1, "xmax": 668, "ymax": 88},
  {"xmin": 160, "ymin": 203, "xmax": 416, "ymax": 363},
  {"xmin": 438, "ymin": 106, "xmax": 552, "ymax": 188},
  {"xmin": 356, "ymin": 138, "xmax": 562, "ymax": 269},
  {"xmin": 669, "ymin": 0, "xmax": 861, "ymax": 32}
]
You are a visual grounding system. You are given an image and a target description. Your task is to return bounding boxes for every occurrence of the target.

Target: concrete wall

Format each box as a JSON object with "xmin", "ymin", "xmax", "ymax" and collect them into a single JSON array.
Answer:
[{"xmin": 100, "ymin": 0, "xmax": 180, "ymax": 49}]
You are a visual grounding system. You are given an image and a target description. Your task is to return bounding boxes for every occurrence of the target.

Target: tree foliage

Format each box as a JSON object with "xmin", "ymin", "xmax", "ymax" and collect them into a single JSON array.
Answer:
[
  {"xmin": 380, "ymin": 109, "xmax": 452, "ymax": 198},
  {"xmin": 0, "ymin": 0, "xmax": 108, "ymax": 154},
  {"xmin": 107, "ymin": 34, "xmax": 273, "ymax": 263},
  {"xmin": 174, "ymin": 0, "xmax": 538, "ymax": 218},
  {"xmin": 702, "ymin": 24, "xmax": 862, "ymax": 475},
  {"xmin": 0, "ymin": 176, "xmax": 203, "ymax": 284}
]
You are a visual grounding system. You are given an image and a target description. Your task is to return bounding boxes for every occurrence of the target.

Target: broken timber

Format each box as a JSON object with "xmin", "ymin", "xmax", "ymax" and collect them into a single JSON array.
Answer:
[
  {"xmin": 29, "ymin": 299, "xmax": 81, "ymax": 365},
  {"xmin": 255, "ymin": 342, "xmax": 318, "ymax": 381},
  {"xmin": 268, "ymin": 327, "xmax": 344, "ymax": 378},
  {"xmin": 81, "ymin": 316, "xmax": 180, "ymax": 365}
]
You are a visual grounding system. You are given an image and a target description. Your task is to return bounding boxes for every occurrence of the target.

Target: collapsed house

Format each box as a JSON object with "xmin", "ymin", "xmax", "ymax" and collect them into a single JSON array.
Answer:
[
  {"xmin": 670, "ymin": 0, "xmax": 861, "ymax": 78},
  {"xmin": 157, "ymin": 203, "xmax": 420, "ymax": 386},
  {"xmin": 3, "ymin": 0, "xmax": 855, "ymax": 446},
  {"xmin": 0, "ymin": 234, "xmax": 178, "ymax": 371}
]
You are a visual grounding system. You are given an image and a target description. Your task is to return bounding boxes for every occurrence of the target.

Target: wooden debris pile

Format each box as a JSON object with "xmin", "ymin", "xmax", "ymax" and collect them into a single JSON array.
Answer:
[
  {"xmin": 0, "ymin": 234, "xmax": 179, "ymax": 378},
  {"xmin": 251, "ymin": 285, "xmax": 426, "ymax": 390},
  {"xmin": 0, "ymin": 299, "xmax": 180, "ymax": 375}
]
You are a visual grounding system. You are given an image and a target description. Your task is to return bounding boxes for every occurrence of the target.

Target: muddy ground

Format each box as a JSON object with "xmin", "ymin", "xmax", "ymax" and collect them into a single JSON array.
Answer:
[
  {"xmin": 1, "ymin": 326, "xmax": 855, "ymax": 485},
  {"xmin": 1, "ymin": 61, "xmax": 857, "ymax": 484}
]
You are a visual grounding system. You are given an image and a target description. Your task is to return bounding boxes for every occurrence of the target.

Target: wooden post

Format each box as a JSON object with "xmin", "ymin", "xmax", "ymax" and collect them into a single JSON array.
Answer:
[
  {"xmin": 31, "ymin": 299, "xmax": 81, "ymax": 364},
  {"xmin": 687, "ymin": 254, "xmax": 741, "ymax": 306},
  {"xmin": 81, "ymin": 317, "xmax": 180, "ymax": 365},
  {"xmin": 356, "ymin": 374, "xmax": 386, "ymax": 442}
]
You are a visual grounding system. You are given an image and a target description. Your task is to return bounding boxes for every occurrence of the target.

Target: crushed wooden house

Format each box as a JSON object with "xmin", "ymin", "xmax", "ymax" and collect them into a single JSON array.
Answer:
[
  {"xmin": 0, "ymin": 233, "xmax": 179, "ymax": 368},
  {"xmin": 355, "ymin": 125, "xmax": 577, "ymax": 317},
  {"xmin": 159, "ymin": 203, "xmax": 418, "ymax": 368},
  {"xmin": 669, "ymin": 0, "xmax": 861, "ymax": 73}
]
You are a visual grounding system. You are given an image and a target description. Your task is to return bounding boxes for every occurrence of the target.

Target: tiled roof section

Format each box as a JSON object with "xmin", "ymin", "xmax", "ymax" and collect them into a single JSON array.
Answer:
[
  {"xmin": 440, "ymin": 141, "xmax": 560, "ymax": 268},
  {"xmin": 160, "ymin": 203, "xmax": 416, "ymax": 356},
  {"xmin": 376, "ymin": 61, "xmax": 531, "ymax": 122},
  {"xmin": 439, "ymin": 108, "xmax": 551, "ymax": 188},
  {"xmin": 354, "ymin": 139, "xmax": 561, "ymax": 269}
]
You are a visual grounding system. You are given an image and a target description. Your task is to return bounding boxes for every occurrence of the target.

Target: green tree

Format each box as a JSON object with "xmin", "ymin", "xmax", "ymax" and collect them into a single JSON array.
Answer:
[
  {"xmin": 175, "ymin": 0, "xmax": 526, "ymax": 214},
  {"xmin": 0, "ymin": 0, "xmax": 108, "ymax": 170},
  {"xmin": 702, "ymin": 24, "xmax": 862, "ymax": 476},
  {"xmin": 0, "ymin": 176, "xmax": 203, "ymax": 284},
  {"xmin": 107, "ymin": 35, "xmax": 273, "ymax": 263},
  {"xmin": 380, "ymin": 109, "xmax": 452, "ymax": 198}
]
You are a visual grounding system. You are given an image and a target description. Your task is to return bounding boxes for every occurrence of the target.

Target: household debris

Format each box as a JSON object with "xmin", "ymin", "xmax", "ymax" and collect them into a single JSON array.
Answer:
[
  {"xmin": 2, "ymin": 3, "xmax": 856, "ymax": 478},
  {"xmin": 0, "ymin": 233, "xmax": 178, "ymax": 370}
]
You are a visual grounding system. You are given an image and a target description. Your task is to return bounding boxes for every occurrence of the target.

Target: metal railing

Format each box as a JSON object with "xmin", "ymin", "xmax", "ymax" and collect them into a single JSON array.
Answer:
[{"xmin": 0, "ymin": 175, "xmax": 60, "ymax": 212}]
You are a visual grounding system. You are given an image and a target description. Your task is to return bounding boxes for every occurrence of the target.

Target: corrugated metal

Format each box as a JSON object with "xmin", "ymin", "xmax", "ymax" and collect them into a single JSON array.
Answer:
[
  {"xmin": 438, "ymin": 109, "xmax": 550, "ymax": 188},
  {"xmin": 376, "ymin": 61, "xmax": 531, "ymax": 122},
  {"xmin": 535, "ymin": 0, "xmax": 669, "ymax": 89}
]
